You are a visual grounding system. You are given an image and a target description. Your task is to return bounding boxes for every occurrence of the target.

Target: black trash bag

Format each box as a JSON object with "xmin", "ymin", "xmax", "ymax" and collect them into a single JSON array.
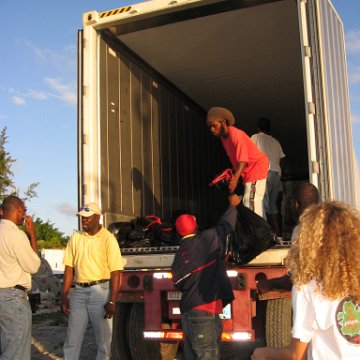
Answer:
[
  {"xmin": 151, "ymin": 222, "xmax": 180, "ymax": 245},
  {"xmin": 108, "ymin": 222, "xmax": 133, "ymax": 243},
  {"xmin": 227, "ymin": 204, "xmax": 276, "ymax": 265}
]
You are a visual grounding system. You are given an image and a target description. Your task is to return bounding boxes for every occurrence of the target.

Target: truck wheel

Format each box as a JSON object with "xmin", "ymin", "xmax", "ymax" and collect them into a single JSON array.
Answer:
[
  {"xmin": 111, "ymin": 303, "xmax": 132, "ymax": 360},
  {"xmin": 265, "ymin": 298, "xmax": 292, "ymax": 348},
  {"xmin": 127, "ymin": 303, "xmax": 162, "ymax": 360}
]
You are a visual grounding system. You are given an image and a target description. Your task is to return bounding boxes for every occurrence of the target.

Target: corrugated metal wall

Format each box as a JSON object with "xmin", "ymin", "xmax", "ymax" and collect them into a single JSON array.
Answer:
[
  {"xmin": 99, "ymin": 35, "xmax": 228, "ymax": 227},
  {"xmin": 311, "ymin": 0, "xmax": 355, "ymax": 205}
]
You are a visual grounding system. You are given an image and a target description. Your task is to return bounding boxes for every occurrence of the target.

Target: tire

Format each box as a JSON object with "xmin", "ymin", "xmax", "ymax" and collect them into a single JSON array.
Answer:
[
  {"xmin": 127, "ymin": 303, "xmax": 162, "ymax": 360},
  {"xmin": 111, "ymin": 303, "xmax": 132, "ymax": 360},
  {"xmin": 265, "ymin": 298, "xmax": 292, "ymax": 348}
]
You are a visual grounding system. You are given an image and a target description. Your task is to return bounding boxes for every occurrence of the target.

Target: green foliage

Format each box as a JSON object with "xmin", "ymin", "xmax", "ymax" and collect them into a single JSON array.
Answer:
[
  {"xmin": 0, "ymin": 126, "xmax": 39, "ymax": 201},
  {"xmin": 1, "ymin": 127, "xmax": 68, "ymax": 248},
  {"xmin": 33, "ymin": 218, "xmax": 69, "ymax": 249}
]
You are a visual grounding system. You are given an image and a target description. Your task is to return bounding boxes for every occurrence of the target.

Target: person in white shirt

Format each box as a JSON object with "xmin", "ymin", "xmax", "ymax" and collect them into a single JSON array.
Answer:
[
  {"xmin": 252, "ymin": 201, "xmax": 360, "ymax": 360},
  {"xmin": 0, "ymin": 195, "xmax": 41, "ymax": 359},
  {"xmin": 251, "ymin": 118, "xmax": 285, "ymax": 236}
]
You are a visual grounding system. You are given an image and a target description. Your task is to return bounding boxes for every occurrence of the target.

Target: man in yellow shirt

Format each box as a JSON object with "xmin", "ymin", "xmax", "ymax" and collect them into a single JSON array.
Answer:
[{"xmin": 61, "ymin": 202, "xmax": 125, "ymax": 360}]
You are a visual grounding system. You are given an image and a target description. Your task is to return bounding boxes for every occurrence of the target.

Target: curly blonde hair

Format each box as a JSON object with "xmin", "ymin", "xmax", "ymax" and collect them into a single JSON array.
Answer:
[{"xmin": 288, "ymin": 201, "xmax": 360, "ymax": 303}]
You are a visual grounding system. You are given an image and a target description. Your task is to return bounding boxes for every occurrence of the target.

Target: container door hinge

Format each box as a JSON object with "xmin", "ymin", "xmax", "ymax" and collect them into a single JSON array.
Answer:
[
  {"xmin": 312, "ymin": 161, "xmax": 320, "ymax": 174},
  {"xmin": 308, "ymin": 102, "xmax": 316, "ymax": 115}
]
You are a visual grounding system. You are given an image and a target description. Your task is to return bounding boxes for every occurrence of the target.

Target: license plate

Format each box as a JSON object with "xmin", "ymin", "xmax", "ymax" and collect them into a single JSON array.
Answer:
[
  {"xmin": 167, "ymin": 291, "xmax": 232, "ymax": 319},
  {"xmin": 167, "ymin": 291, "xmax": 182, "ymax": 300}
]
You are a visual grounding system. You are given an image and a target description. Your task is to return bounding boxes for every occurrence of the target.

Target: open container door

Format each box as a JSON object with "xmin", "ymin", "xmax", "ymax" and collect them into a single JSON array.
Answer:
[{"xmin": 298, "ymin": 0, "xmax": 356, "ymax": 205}]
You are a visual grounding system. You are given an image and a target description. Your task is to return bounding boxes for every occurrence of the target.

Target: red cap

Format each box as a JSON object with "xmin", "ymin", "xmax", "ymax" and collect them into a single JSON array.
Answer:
[{"xmin": 175, "ymin": 214, "xmax": 197, "ymax": 237}]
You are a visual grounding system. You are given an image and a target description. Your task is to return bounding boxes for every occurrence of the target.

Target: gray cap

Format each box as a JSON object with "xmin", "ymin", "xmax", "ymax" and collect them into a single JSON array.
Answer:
[{"xmin": 207, "ymin": 107, "xmax": 235, "ymax": 126}]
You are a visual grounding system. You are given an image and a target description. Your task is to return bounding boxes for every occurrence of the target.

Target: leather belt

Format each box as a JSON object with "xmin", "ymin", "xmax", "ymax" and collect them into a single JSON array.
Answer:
[
  {"xmin": 14, "ymin": 285, "xmax": 27, "ymax": 292},
  {"xmin": 75, "ymin": 279, "xmax": 109, "ymax": 288}
]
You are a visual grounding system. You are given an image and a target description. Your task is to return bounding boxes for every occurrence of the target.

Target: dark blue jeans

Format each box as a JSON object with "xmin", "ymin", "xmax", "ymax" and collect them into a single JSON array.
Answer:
[{"xmin": 181, "ymin": 310, "xmax": 222, "ymax": 360}]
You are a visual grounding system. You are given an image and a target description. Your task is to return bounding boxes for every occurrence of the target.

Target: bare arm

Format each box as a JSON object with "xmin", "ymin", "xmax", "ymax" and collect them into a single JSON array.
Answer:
[
  {"xmin": 229, "ymin": 161, "xmax": 247, "ymax": 193},
  {"xmin": 104, "ymin": 270, "xmax": 121, "ymax": 318},
  {"xmin": 257, "ymin": 275, "xmax": 293, "ymax": 294},
  {"xmin": 251, "ymin": 338, "xmax": 308, "ymax": 360},
  {"xmin": 61, "ymin": 265, "xmax": 74, "ymax": 316},
  {"xmin": 24, "ymin": 215, "xmax": 38, "ymax": 254}
]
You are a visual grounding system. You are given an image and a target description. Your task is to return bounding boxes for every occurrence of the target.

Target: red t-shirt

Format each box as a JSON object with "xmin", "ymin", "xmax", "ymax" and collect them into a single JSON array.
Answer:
[
  {"xmin": 193, "ymin": 299, "xmax": 223, "ymax": 314},
  {"xmin": 221, "ymin": 126, "xmax": 268, "ymax": 183}
]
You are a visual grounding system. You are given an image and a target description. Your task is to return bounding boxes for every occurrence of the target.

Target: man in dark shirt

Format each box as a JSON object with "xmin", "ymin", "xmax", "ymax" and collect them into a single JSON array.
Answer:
[{"xmin": 172, "ymin": 194, "xmax": 241, "ymax": 359}]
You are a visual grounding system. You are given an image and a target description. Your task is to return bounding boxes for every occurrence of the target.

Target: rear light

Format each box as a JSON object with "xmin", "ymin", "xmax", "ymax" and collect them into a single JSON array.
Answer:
[
  {"xmin": 153, "ymin": 272, "xmax": 173, "ymax": 279},
  {"xmin": 221, "ymin": 331, "xmax": 253, "ymax": 341},
  {"xmin": 127, "ymin": 275, "xmax": 140, "ymax": 288},
  {"xmin": 144, "ymin": 330, "xmax": 253, "ymax": 342},
  {"xmin": 226, "ymin": 270, "xmax": 238, "ymax": 277},
  {"xmin": 144, "ymin": 331, "xmax": 183, "ymax": 340}
]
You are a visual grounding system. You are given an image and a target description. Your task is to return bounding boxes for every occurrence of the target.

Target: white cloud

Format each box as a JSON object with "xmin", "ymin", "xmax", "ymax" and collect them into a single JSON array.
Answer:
[
  {"xmin": 346, "ymin": 30, "xmax": 360, "ymax": 53},
  {"xmin": 25, "ymin": 89, "xmax": 48, "ymax": 100},
  {"xmin": 352, "ymin": 114, "xmax": 360, "ymax": 124},
  {"xmin": 12, "ymin": 96, "xmax": 26, "ymax": 105},
  {"xmin": 18, "ymin": 39, "xmax": 76, "ymax": 73},
  {"xmin": 44, "ymin": 78, "xmax": 76, "ymax": 106},
  {"xmin": 55, "ymin": 202, "xmax": 77, "ymax": 217},
  {"xmin": 348, "ymin": 66, "xmax": 360, "ymax": 85}
]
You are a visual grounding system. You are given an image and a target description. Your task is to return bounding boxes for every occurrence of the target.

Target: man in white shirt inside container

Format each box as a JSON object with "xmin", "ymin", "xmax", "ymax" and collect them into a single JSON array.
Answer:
[{"xmin": 251, "ymin": 117, "xmax": 285, "ymax": 237}]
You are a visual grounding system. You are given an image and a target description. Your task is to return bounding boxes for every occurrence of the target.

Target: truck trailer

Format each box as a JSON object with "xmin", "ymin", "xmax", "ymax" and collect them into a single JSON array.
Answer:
[{"xmin": 78, "ymin": 0, "xmax": 357, "ymax": 358}]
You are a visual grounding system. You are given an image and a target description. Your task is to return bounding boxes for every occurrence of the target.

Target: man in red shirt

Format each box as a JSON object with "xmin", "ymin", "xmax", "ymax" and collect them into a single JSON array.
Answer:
[{"xmin": 207, "ymin": 107, "xmax": 268, "ymax": 217}]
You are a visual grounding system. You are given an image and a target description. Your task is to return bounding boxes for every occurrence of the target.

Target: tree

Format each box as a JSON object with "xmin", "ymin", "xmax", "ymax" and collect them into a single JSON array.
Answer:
[
  {"xmin": 0, "ymin": 126, "xmax": 39, "ymax": 201},
  {"xmin": 33, "ymin": 217, "xmax": 69, "ymax": 249},
  {"xmin": 1, "ymin": 127, "xmax": 68, "ymax": 248}
]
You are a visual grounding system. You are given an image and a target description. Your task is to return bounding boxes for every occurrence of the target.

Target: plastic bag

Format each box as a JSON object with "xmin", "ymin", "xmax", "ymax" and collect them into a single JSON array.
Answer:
[{"xmin": 227, "ymin": 204, "xmax": 276, "ymax": 265}]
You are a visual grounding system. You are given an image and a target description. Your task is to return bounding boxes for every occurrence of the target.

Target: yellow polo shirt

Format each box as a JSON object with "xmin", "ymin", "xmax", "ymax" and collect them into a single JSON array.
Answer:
[{"xmin": 63, "ymin": 226, "xmax": 125, "ymax": 282}]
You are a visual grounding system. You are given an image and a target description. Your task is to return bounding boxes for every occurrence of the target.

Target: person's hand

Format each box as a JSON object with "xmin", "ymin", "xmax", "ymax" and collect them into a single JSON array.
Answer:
[
  {"xmin": 228, "ymin": 178, "xmax": 238, "ymax": 193},
  {"xmin": 61, "ymin": 297, "xmax": 70, "ymax": 316},
  {"xmin": 24, "ymin": 215, "xmax": 36, "ymax": 240},
  {"xmin": 104, "ymin": 301, "xmax": 116, "ymax": 319},
  {"xmin": 228, "ymin": 194, "xmax": 241, "ymax": 207},
  {"xmin": 256, "ymin": 279, "xmax": 272, "ymax": 294},
  {"xmin": 251, "ymin": 347, "xmax": 269, "ymax": 360}
]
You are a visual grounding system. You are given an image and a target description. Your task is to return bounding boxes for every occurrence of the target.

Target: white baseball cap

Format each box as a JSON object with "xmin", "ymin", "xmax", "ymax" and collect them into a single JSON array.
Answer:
[{"xmin": 77, "ymin": 202, "xmax": 102, "ymax": 217}]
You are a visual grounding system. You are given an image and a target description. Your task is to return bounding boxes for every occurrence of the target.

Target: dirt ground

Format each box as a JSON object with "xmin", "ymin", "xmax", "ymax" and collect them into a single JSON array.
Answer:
[
  {"xmin": 30, "ymin": 308, "xmax": 259, "ymax": 360},
  {"xmin": 31, "ymin": 309, "xmax": 96, "ymax": 360}
]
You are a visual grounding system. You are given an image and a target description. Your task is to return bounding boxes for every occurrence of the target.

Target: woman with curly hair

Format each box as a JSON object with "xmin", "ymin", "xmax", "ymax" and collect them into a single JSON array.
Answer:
[{"xmin": 252, "ymin": 201, "xmax": 360, "ymax": 360}]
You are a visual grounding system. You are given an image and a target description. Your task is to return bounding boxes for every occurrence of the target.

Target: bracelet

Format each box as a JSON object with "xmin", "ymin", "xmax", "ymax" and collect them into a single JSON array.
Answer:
[{"xmin": 108, "ymin": 301, "xmax": 115, "ymax": 305}]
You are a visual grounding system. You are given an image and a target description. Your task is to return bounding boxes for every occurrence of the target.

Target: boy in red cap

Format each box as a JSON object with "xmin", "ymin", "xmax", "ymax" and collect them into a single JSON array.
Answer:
[{"xmin": 172, "ymin": 194, "xmax": 241, "ymax": 359}]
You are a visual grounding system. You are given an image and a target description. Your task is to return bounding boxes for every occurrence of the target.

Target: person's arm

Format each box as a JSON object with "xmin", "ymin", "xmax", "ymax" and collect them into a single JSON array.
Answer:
[
  {"xmin": 215, "ymin": 194, "xmax": 241, "ymax": 240},
  {"xmin": 257, "ymin": 274, "xmax": 293, "ymax": 294},
  {"xmin": 104, "ymin": 270, "xmax": 121, "ymax": 318},
  {"xmin": 24, "ymin": 215, "xmax": 38, "ymax": 254},
  {"xmin": 61, "ymin": 265, "xmax": 74, "ymax": 316},
  {"xmin": 251, "ymin": 338, "xmax": 308, "ymax": 360},
  {"xmin": 229, "ymin": 161, "xmax": 247, "ymax": 193}
]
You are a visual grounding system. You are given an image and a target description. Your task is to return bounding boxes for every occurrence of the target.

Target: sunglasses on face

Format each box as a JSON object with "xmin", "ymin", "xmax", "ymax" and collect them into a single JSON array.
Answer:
[{"xmin": 80, "ymin": 207, "xmax": 94, "ymax": 212}]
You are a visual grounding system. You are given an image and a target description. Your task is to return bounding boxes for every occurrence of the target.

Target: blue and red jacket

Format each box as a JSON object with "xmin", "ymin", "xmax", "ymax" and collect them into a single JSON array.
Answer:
[{"xmin": 171, "ymin": 205, "xmax": 237, "ymax": 314}]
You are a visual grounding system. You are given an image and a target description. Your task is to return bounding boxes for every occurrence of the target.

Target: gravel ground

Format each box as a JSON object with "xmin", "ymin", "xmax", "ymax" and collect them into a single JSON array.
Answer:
[
  {"xmin": 30, "ymin": 308, "xmax": 260, "ymax": 360},
  {"xmin": 31, "ymin": 308, "xmax": 96, "ymax": 360}
]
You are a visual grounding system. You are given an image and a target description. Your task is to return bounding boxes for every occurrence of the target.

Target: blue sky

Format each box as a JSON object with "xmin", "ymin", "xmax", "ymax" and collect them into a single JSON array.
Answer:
[{"xmin": 0, "ymin": 0, "xmax": 359, "ymax": 236}]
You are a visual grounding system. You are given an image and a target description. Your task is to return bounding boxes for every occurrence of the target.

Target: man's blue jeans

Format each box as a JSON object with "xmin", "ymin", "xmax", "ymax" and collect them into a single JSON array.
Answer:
[
  {"xmin": 63, "ymin": 282, "xmax": 112, "ymax": 360},
  {"xmin": 181, "ymin": 310, "xmax": 222, "ymax": 360},
  {"xmin": 0, "ymin": 288, "xmax": 32, "ymax": 360}
]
